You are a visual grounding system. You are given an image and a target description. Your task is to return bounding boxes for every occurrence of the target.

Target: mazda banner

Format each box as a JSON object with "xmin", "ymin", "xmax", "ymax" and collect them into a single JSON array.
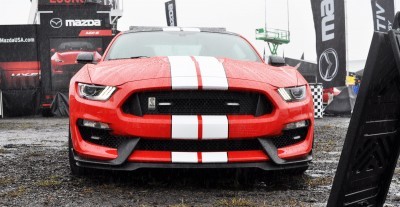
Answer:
[
  {"xmin": 311, "ymin": 0, "xmax": 346, "ymax": 88},
  {"xmin": 371, "ymin": 0, "xmax": 394, "ymax": 32}
]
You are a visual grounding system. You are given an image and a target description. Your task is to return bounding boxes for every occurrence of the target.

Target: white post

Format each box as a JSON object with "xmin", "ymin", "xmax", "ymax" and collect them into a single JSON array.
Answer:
[
  {"xmin": 344, "ymin": 0, "xmax": 349, "ymax": 86},
  {"xmin": 0, "ymin": 90, "xmax": 3, "ymax": 118}
]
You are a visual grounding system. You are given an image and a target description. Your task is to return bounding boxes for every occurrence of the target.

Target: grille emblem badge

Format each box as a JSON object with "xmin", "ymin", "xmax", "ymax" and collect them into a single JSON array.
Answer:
[{"xmin": 148, "ymin": 97, "xmax": 156, "ymax": 110}]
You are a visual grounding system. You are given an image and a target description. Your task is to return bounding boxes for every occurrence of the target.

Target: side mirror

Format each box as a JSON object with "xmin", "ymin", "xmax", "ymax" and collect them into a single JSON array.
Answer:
[
  {"xmin": 50, "ymin": 48, "xmax": 56, "ymax": 53},
  {"xmin": 268, "ymin": 56, "xmax": 286, "ymax": 66},
  {"xmin": 76, "ymin": 52, "xmax": 95, "ymax": 64}
]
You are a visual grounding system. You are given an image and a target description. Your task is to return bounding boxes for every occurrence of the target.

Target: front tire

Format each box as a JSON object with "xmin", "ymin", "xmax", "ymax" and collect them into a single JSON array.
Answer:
[{"xmin": 68, "ymin": 130, "xmax": 87, "ymax": 176}]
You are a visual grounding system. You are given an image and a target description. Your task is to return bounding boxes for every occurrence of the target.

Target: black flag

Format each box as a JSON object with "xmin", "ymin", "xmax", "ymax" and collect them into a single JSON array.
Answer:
[
  {"xmin": 371, "ymin": 0, "xmax": 394, "ymax": 32},
  {"xmin": 165, "ymin": 0, "xmax": 178, "ymax": 26},
  {"xmin": 311, "ymin": 0, "xmax": 346, "ymax": 88}
]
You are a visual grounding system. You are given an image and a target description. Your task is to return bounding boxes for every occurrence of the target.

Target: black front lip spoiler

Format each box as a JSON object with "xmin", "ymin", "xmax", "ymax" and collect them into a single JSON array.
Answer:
[{"xmin": 72, "ymin": 138, "xmax": 312, "ymax": 171}]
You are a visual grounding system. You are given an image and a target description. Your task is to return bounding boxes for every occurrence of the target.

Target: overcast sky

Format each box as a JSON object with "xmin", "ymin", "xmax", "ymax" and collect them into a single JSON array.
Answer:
[{"xmin": 0, "ymin": 0, "xmax": 399, "ymax": 67}]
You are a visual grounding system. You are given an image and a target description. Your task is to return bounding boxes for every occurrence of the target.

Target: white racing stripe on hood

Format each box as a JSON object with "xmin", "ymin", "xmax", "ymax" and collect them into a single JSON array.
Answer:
[
  {"xmin": 171, "ymin": 152, "xmax": 198, "ymax": 163},
  {"xmin": 194, "ymin": 56, "xmax": 228, "ymax": 90},
  {"xmin": 171, "ymin": 152, "xmax": 228, "ymax": 163},
  {"xmin": 201, "ymin": 152, "xmax": 228, "ymax": 163},
  {"xmin": 168, "ymin": 56, "xmax": 198, "ymax": 90},
  {"xmin": 171, "ymin": 115, "xmax": 229, "ymax": 140},
  {"xmin": 201, "ymin": 116, "xmax": 228, "ymax": 139},
  {"xmin": 171, "ymin": 115, "xmax": 198, "ymax": 139}
]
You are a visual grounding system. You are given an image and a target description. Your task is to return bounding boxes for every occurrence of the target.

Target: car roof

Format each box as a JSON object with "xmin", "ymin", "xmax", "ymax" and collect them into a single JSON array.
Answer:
[{"xmin": 125, "ymin": 26, "xmax": 239, "ymax": 36}]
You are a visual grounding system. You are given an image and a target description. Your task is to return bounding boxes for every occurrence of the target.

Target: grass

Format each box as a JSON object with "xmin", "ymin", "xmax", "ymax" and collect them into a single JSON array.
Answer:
[
  {"xmin": 169, "ymin": 199, "xmax": 190, "ymax": 207},
  {"xmin": 24, "ymin": 151, "xmax": 45, "ymax": 158},
  {"xmin": 315, "ymin": 138, "xmax": 337, "ymax": 152},
  {"xmin": 81, "ymin": 187, "xmax": 94, "ymax": 194},
  {"xmin": 0, "ymin": 148, "xmax": 9, "ymax": 154},
  {"xmin": 169, "ymin": 204, "xmax": 190, "ymax": 207},
  {"xmin": 35, "ymin": 176, "xmax": 62, "ymax": 187},
  {"xmin": 0, "ymin": 177, "xmax": 13, "ymax": 186},
  {"xmin": 0, "ymin": 122, "xmax": 36, "ymax": 130},
  {"xmin": 264, "ymin": 199, "xmax": 309, "ymax": 207},
  {"xmin": 215, "ymin": 198, "xmax": 256, "ymax": 207},
  {"xmin": 2, "ymin": 186, "xmax": 26, "ymax": 198},
  {"xmin": 303, "ymin": 176, "xmax": 332, "ymax": 188}
]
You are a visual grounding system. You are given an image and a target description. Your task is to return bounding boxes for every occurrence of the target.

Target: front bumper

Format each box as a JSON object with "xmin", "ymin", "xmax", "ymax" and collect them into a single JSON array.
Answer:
[
  {"xmin": 69, "ymin": 78, "xmax": 314, "ymax": 170},
  {"xmin": 72, "ymin": 137, "xmax": 312, "ymax": 171}
]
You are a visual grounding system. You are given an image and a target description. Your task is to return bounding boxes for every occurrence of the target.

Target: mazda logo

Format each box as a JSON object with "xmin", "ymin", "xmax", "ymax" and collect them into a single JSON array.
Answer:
[
  {"xmin": 319, "ymin": 48, "xmax": 339, "ymax": 82},
  {"xmin": 50, "ymin": 18, "xmax": 63, "ymax": 29}
]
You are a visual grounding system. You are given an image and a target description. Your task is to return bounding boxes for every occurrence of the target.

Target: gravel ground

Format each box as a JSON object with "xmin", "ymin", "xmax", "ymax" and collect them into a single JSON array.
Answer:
[{"xmin": 0, "ymin": 117, "xmax": 399, "ymax": 206}]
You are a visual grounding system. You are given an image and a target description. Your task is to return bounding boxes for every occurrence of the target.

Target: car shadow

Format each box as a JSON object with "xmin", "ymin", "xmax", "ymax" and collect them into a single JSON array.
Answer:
[{"xmin": 71, "ymin": 168, "xmax": 312, "ymax": 191}]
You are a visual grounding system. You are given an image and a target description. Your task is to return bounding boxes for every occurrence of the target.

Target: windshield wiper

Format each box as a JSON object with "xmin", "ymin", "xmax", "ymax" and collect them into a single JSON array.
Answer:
[
  {"xmin": 109, "ymin": 56, "xmax": 150, "ymax": 61},
  {"xmin": 130, "ymin": 56, "xmax": 150, "ymax": 59}
]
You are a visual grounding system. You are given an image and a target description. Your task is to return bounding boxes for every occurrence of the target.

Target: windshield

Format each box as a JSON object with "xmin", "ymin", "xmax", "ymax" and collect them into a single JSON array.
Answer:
[
  {"xmin": 105, "ymin": 31, "xmax": 262, "ymax": 62},
  {"xmin": 57, "ymin": 41, "xmax": 95, "ymax": 52}
]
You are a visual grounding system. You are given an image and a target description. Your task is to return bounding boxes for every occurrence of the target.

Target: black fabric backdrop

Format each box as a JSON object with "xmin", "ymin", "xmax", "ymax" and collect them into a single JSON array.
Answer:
[
  {"xmin": 285, "ymin": 57, "xmax": 318, "ymax": 83},
  {"xmin": 2, "ymin": 90, "xmax": 40, "ymax": 117},
  {"xmin": 311, "ymin": 0, "xmax": 346, "ymax": 88},
  {"xmin": 0, "ymin": 25, "xmax": 40, "ymax": 116}
]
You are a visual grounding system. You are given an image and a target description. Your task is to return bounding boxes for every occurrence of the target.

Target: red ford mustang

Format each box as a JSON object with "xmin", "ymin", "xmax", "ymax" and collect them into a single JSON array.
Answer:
[{"xmin": 68, "ymin": 27, "xmax": 314, "ymax": 175}]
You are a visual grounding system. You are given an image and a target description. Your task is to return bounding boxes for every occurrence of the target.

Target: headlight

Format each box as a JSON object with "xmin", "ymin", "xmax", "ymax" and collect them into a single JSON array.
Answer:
[
  {"xmin": 277, "ymin": 85, "xmax": 307, "ymax": 102},
  {"xmin": 78, "ymin": 83, "xmax": 116, "ymax": 101}
]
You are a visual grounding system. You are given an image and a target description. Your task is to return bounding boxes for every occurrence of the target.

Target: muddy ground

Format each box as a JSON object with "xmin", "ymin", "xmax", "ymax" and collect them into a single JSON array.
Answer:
[{"xmin": 0, "ymin": 117, "xmax": 399, "ymax": 206}]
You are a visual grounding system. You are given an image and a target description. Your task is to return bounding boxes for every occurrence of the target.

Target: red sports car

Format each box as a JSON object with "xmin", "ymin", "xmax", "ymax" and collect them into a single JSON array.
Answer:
[
  {"xmin": 68, "ymin": 27, "xmax": 314, "ymax": 175},
  {"xmin": 51, "ymin": 41, "xmax": 102, "ymax": 90}
]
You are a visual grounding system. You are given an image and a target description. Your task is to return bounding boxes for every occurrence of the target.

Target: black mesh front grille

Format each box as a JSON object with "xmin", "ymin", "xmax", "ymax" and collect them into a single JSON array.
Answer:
[
  {"xmin": 78, "ymin": 125, "xmax": 309, "ymax": 150},
  {"xmin": 122, "ymin": 90, "xmax": 273, "ymax": 116},
  {"xmin": 271, "ymin": 128, "xmax": 309, "ymax": 148},
  {"xmin": 79, "ymin": 126, "xmax": 127, "ymax": 149},
  {"xmin": 136, "ymin": 139, "xmax": 263, "ymax": 152}
]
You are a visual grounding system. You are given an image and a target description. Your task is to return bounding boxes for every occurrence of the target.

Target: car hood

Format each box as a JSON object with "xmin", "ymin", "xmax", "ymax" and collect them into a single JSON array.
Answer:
[
  {"xmin": 87, "ymin": 56, "xmax": 302, "ymax": 88},
  {"xmin": 53, "ymin": 51, "xmax": 102, "ymax": 63}
]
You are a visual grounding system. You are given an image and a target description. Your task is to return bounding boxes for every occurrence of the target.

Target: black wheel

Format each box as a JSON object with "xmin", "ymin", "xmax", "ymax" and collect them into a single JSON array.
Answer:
[
  {"xmin": 42, "ymin": 108, "xmax": 53, "ymax": 117},
  {"xmin": 68, "ymin": 130, "xmax": 87, "ymax": 176}
]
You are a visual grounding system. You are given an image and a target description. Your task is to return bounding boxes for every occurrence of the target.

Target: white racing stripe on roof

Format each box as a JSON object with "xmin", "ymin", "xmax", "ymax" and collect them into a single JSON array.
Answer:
[
  {"xmin": 162, "ymin": 27, "xmax": 201, "ymax": 32},
  {"xmin": 194, "ymin": 56, "xmax": 228, "ymax": 90},
  {"xmin": 163, "ymin": 27, "xmax": 181, "ymax": 32},
  {"xmin": 181, "ymin": 28, "xmax": 201, "ymax": 32},
  {"xmin": 168, "ymin": 56, "xmax": 198, "ymax": 90}
]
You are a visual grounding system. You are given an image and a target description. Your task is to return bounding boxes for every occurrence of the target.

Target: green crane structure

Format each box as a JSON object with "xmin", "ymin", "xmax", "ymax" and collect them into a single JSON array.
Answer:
[
  {"xmin": 256, "ymin": 0, "xmax": 290, "ymax": 56},
  {"xmin": 256, "ymin": 28, "xmax": 290, "ymax": 55}
]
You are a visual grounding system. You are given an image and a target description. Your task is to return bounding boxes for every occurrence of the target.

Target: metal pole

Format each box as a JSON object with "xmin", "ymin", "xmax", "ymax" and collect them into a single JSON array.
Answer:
[
  {"xmin": 344, "ymin": 0, "xmax": 349, "ymax": 85},
  {"xmin": 265, "ymin": 0, "xmax": 267, "ymax": 29},
  {"xmin": 0, "ymin": 90, "xmax": 3, "ymax": 118},
  {"xmin": 287, "ymin": 0, "xmax": 290, "ymax": 32}
]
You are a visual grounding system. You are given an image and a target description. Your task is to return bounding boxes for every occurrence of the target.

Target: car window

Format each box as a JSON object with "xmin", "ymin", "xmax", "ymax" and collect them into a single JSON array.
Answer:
[
  {"xmin": 105, "ymin": 31, "xmax": 262, "ymax": 62},
  {"xmin": 57, "ymin": 41, "xmax": 95, "ymax": 52}
]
